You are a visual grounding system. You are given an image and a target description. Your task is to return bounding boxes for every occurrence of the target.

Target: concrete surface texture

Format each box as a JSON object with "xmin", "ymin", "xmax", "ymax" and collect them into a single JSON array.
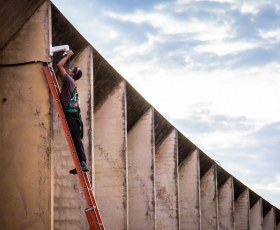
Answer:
[
  {"xmin": 200, "ymin": 164, "xmax": 219, "ymax": 230},
  {"xmin": 0, "ymin": 1, "xmax": 51, "ymax": 229},
  {"xmin": 1, "ymin": 0, "xmax": 280, "ymax": 229},
  {"xmin": 128, "ymin": 108, "xmax": 156, "ymax": 230},
  {"xmin": 94, "ymin": 80, "xmax": 128, "ymax": 229},
  {"xmin": 235, "ymin": 188, "xmax": 250, "ymax": 230},
  {"xmin": 250, "ymin": 198, "xmax": 263, "ymax": 230},
  {"xmin": 263, "ymin": 208, "xmax": 276, "ymax": 230},
  {"xmin": 218, "ymin": 176, "xmax": 235, "ymax": 230},
  {"xmin": 155, "ymin": 129, "xmax": 179, "ymax": 230},
  {"xmin": 179, "ymin": 149, "xmax": 201, "ymax": 230}
]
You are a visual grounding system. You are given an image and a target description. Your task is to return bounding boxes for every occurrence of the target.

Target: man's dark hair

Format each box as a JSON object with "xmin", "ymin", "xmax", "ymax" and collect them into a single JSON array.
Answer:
[{"xmin": 73, "ymin": 67, "xmax": 82, "ymax": 81}]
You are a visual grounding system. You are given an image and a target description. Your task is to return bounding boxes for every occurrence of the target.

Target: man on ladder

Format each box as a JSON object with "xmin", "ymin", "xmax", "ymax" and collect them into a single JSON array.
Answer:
[{"xmin": 56, "ymin": 49, "xmax": 89, "ymax": 174}]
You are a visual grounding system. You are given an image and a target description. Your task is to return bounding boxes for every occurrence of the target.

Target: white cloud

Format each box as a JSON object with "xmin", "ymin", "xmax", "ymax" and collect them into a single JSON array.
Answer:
[
  {"xmin": 107, "ymin": 11, "xmax": 231, "ymax": 41},
  {"xmin": 259, "ymin": 29, "xmax": 280, "ymax": 43},
  {"xmin": 187, "ymin": 128, "xmax": 257, "ymax": 150},
  {"xmin": 250, "ymin": 176, "xmax": 280, "ymax": 208},
  {"xmin": 251, "ymin": 176, "xmax": 280, "ymax": 194},
  {"xmin": 108, "ymin": 34, "xmax": 165, "ymax": 61},
  {"xmin": 109, "ymin": 31, "xmax": 118, "ymax": 39},
  {"xmin": 177, "ymin": 0, "xmax": 235, "ymax": 4},
  {"xmin": 195, "ymin": 40, "xmax": 260, "ymax": 56},
  {"xmin": 240, "ymin": 0, "xmax": 280, "ymax": 14},
  {"xmin": 111, "ymin": 56, "xmax": 280, "ymax": 125},
  {"xmin": 175, "ymin": 0, "xmax": 280, "ymax": 15}
]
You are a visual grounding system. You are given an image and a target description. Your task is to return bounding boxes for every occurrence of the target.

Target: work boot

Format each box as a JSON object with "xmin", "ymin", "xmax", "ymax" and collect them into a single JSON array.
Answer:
[
  {"xmin": 69, "ymin": 161, "xmax": 89, "ymax": 174},
  {"xmin": 69, "ymin": 168, "xmax": 77, "ymax": 174},
  {"xmin": 81, "ymin": 161, "xmax": 89, "ymax": 172}
]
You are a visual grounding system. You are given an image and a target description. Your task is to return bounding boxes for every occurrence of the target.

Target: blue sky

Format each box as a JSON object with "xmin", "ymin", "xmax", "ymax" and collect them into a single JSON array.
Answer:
[{"xmin": 52, "ymin": 0, "xmax": 280, "ymax": 208}]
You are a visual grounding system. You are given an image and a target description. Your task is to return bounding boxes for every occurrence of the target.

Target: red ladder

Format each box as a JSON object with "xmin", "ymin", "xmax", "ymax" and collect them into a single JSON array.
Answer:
[{"xmin": 43, "ymin": 62, "xmax": 105, "ymax": 230}]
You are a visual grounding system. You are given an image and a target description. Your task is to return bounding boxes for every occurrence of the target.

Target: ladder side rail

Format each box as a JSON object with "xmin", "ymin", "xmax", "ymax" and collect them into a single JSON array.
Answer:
[
  {"xmin": 49, "ymin": 67, "xmax": 61, "ymax": 99},
  {"xmin": 43, "ymin": 63, "xmax": 103, "ymax": 229},
  {"xmin": 84, "ymin": 173, "xmax": 105, "ymax": 230},
  {"xmin": 50, "ymin": 67, "xmax": 61, "ymax": 96}
]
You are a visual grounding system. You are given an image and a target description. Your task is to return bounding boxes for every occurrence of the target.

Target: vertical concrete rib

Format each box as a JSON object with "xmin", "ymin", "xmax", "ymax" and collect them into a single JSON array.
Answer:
[
  {"xmin": 155, "ymin": 129, "xmax": 179, "ymax": 230},
  {"xmin": 263, "ymin": 207, "xmax": 276, "ymax": 230},
  {"xmin": 250, "ymin": 199, "xmax": 263, "ymax": 230},
  {"xmin": 53, "ymin": 45, "xmax": 93, "ymax": 229},
  {"xmin": 235, "ymin": 188, "xmax": 250, "ymax": 230},
  {"xmin": 0, "ymin": 1, "xmax": 51, "ymax": 229},
  {"xmin": 128, "ymin": 108, "xmax": 155, "ymax": 230},
  {"xmin": 179, "ymin": 149, "xmax": 201, "ymax": 230},
  {"xmin": 218, "ymin": 176, "xmax": 235, "ymax": 230},
  {"xmin": 94, "ymin": 80, "xmax": 127, "ymax": 229},
  {"xmin": 77, "ymin": 46, "xmax": 94, "ymax": 185},
  {"xmin": 201, "ymin": 164, "xmax": 219, "ymax": 230}
]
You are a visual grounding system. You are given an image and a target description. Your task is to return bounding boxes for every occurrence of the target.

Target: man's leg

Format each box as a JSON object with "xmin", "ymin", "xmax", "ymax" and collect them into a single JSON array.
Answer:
[{"xmin": 65, "ymin": 113, "xmax": 88, "ymax": 173}]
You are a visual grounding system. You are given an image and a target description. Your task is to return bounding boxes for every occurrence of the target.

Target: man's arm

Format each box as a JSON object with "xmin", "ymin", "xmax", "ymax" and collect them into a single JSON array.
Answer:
[{"xmin": 56, "ymin": 50, "xmax": 74, "ymax": 79}]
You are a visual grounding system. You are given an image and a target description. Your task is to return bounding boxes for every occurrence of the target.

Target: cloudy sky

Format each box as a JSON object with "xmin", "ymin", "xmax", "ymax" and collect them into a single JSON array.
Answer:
[{"xmin": 52, "ymin": 0, "xmax": 280, "ymax": 208}]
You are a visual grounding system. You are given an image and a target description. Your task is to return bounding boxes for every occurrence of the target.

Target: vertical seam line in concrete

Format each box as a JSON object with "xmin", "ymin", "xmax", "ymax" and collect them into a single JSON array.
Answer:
[
  {"xmin": 89, "ymin": 45, "xmax": 94, "ymax": 188},
  {"xmin": 47, "ymin": 0, "xmax": 54, "ymax": 229},
  {"xmin": 197, "ymin": 148, "xmax": 202, "ymax": 229},
  {"xmin": 175, "ymin": 129, "xmax": 180, "ymax": 230},
  {"xmin": 151, "ymin": 107, "xmax": 156, "ymax": 229}
]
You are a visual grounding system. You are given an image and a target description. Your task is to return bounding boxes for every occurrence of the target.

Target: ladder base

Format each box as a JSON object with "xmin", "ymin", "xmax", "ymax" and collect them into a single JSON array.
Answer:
[{"xmin": 85, "ymin": 208, "xmax": 104, "ymax": 230}]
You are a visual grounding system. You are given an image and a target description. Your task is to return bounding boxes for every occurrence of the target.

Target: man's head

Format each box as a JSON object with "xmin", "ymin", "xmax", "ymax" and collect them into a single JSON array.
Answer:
[{"xmin": 68, "ymin": 67, "xmax": 82, "ymax": 80}]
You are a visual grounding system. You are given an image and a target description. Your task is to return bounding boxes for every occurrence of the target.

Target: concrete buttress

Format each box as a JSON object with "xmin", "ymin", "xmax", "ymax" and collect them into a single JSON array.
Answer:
[
  {"xmin": 128, "ymin": 108, "xmax": 156, "ymax": 230},
  {"xmin": 200, "ymin": 164, "xmax": 219, "ymax": 230},
  {"xmin": 218, "ymin": 176, "xmax": 235, "ymax": 230},
  {"xmin": 0, "ymin": 1, "xmax": 52, "ymax": 229},
  {"xmin": 52, "ymin": 45, "xmax": 93, "ymax": 229},
  {"xmin": 155, "ymin": 129, "xmax": 179, "ymax": 230},
  {"xmin": 179, "ymin": 149, "xmax": 201, "ymax": 230},
  {"xmin": 250, "ymin": 198, "xmax": 263, "ymax": 230},
  {"xmin": 263, "ymin": 207, "xmax": 276, "ymax": 230},
  {"xmin": 235, "ymin": 188, "xmax": 250, "ymax": 230},
  {"xmin": 94, "ymin": 80, "xmax": 128, "ymax": 229}
]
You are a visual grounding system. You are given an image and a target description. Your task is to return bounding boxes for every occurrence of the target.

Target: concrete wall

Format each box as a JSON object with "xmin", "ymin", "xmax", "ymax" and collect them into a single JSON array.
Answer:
[
  {"xmin": 2, "ymin": 1, "xmax": 280, "ymax": 229},
  {"xmin": 155, "ymin": 129, "xmax": 179, "ymax": 230},
  {"xmin": 0, "ymin": 1, "xmax": 52, "ymax": 229},
  {"xmin": 53, "ymin": 45, "xmax": 93, "ymax": 229},
  {"xmin": 218, "ymin": 176, "xmax": 235, "ymax": 230},
  {"xmin": 179, "ymin": 149, "xmax": 201, "ymax": 230},
  {"xmin": 263, "ymin": 208, "xmax": 276, "ymax": 230},
  {"xmin": 235, "ymin": 188, "xmax": 250, "ymax": 230},
  {"xmin": 200, "ymin": 164, "xmax": 218, "ymax": 230},
  {"xmin": 94, "ymin": 80, "xmax": 128, "ymax": 229},
  {"xmin": 250, "ymin": 199, "xmax": 263, "ymax": 230},
  {"xmin": 128, "ymin": 108, "xmax": 156, "ymax": 230}
]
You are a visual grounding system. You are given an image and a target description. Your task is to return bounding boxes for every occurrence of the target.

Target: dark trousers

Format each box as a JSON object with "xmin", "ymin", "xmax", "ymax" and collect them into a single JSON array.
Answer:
[{"xmin": 65, "ymin": 112, "xmax": 87, "ymax": 163}]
